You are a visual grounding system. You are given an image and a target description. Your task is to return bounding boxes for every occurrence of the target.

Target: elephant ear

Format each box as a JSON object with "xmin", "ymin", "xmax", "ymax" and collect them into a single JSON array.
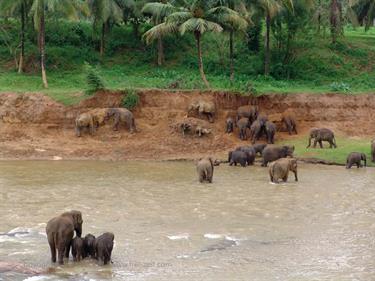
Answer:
[{"xmin": 71, "ymin": 210, "xmax": 83, "ymax": 225}]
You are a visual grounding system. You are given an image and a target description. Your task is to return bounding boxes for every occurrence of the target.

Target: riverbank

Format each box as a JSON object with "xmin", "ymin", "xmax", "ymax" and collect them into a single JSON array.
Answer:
[{"xmin": 0, "ymin": 90, "xmax": 374, "ymax": 164}]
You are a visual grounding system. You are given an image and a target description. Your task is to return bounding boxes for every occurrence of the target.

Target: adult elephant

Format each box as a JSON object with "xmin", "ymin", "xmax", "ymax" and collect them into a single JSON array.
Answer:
[
  {"xmin": 307, "ymin": 128, "xmax": 337, "ymax": 149},
  {"xmin": 265, "ymin": 121, "xmax": 276, "ymax": 144},
  {"xmin": 46, "ymin": 210, "xmax": 83, "ymax": 264},
  {"xmin": 236, "ymin": 105, "xmax": 258, "ymax": 124},
  {"xmin": 106, "ymin": 108, "xmax": 136, "ymax": 133},
  {"xmin": 188, "ymin": 100, "xmax": 216, "ymax": 123},
  {"xmin": 269, "ymin": 158, "xmax": 298, "ymax": 183},
  {"xmin": 235, "ymin": 146, "xmax": 256, "ymax": 165},
  {"xmin": 262, "ymin": 145, "xmax": 295, "ymax": 167},
  {"xmin": 282, "ymin": 114, "xmax": 298, "ymax": 135},
  {"xmin": 196, "ymin": 157, "xmax": 214, "ymax": 183},
  {"xmin": 237, "ymin": 117, "xmax": 250, "ymax": 140},
  {"xmin": 346, "ymin": 152, "xmax": 366, "ymax": 169},
  {"xmin": 250, "ymin": 120, "xmax": 263, "ymax": 144}
]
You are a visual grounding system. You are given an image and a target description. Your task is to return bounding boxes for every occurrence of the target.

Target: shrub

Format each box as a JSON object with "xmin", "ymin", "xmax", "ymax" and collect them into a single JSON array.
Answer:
[
  {"xmin": 330, "ymin": 82, "xmax": 351, "ymax": 92},
  {"xmin": 84, "ymin": 62, "xmax": 105, "ymax": 95},
  {"xmin": 122, "ymin": 89, "xmax": 139, "ymax": 109}
]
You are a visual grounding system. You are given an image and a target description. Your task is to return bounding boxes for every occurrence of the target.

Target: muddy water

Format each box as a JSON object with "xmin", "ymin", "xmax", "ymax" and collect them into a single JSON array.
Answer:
[{"xmin": 0, "ymin": 161, "xmax": 375, "ymax": 281}]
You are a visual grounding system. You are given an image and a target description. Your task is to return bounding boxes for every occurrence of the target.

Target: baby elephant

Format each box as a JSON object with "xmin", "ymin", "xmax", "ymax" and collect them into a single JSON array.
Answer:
[
  {"xmin": 269, "ymin": 158, "xmax": 298, "ymax": 183},
  {"xmin": 196, "ymin": 157, "xmax": 214, "ymax": 183},
  {"xmin": 83, "ymin": 234, "xmax": 96, "ymax": 258},
  {"xmin": 226, "ymin": 117, "xmax": 234, "ymax": 134},
  {"xmin": 95, "ymin": 232, "xmax": 115, "ymax": 265},
  {"xmin": 75, "ymin": 113, "xmax": 95, "ymax": 137},
  {"xmin": 346, "ymin": 152, "xmax": 366, "ymax": 169},
  {"xmin": 71, "ymin": 236, "xmax": 84, "ymax": 262},
  {"xmin": 106, "ymin": 108, "xmax": 136, "ymax": 133}
]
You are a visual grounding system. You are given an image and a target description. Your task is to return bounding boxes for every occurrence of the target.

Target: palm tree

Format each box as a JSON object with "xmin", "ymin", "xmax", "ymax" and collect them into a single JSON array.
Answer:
[
  {"xmin": 144, "ymin": 0, "xmax": 240, "ymax": 87},
  {"xmin": 329, "ymin": 0, "xmax": 341, "ymax": 43},
  {"xmin": 88, "ymin": 0, "xmax": 124, "ymax": 57},
  {"xmin": 350, "ymin": 0, "xmax": 375, "ymax": 31},
  {"xmin": 142, "ymin": 1, "xmax": 176, "ymax": 66},
  {"xmin": 213, "ymin": 0, "xmax": 249, "ymax": 80},
  {"xmin": 30, "ymin": 0, "xmax": 84, "ymax": 88},
  {"xmin": 0, "ymin": 0, "xmax": 33, "ymax": 73}
]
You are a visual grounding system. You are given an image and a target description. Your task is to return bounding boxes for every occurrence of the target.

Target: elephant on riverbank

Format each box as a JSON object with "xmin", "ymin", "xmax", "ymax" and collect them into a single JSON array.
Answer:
[
  {"xmin": 228, "ymin": 150, "xmax": 250, "ymax": 167},
  {"xmin": 235, "ymin": 146, "xmax": 256, "ymax": 165},
  {"xmin": 83, "ymin": 234, "xmax": 96, "ymax": 258},
  {"xmin": 236, "ymin": 105, "xmax": 258, "ymax": 124},
  {"xmin": 197, "ymin": 157, "xmax": 214, "ymax": 183},
  {"xmin": 371, "ymin": 140, "xmax": 375, "ymax": 162},
  {"xmin": 75, "ymin": 113, "xmax": 95, "ymax": 137},
  {"xmin": 265, "ymin": 121, "xmax": 276, "ymax": 144},
  {"xmin": 269, "ymin": 158, "xmax": 298, "ymax": 183},
  {"xmin": 188, "ymin": 100, "xmax": 216, "ymax": 123},
  {"xmin": 346, "ymin": 152, "xmax": 366, "ymax": 169},
  {"xmin": 282, "ymin": 115, "xmax": 298, "ymax": 135},
  {"xmin": 95, "ymin": 232, "xmax": 115, "ymax": 265},
  {"xmin": 262, "ymin": 145, "xmax": 295, "ymax": 167},
  {"xmin": 46, "ymin": 210, "xmax": 83, "ymax": 264},
  {"xmin": 237, "ymin": 117, "xmax": 250, "ymax": 140},
  {"xmin": 71, "ymin": 236, "xmax": 84, "ymax": 261},
  {"xmin": 226, "ymin": 117, "xmax": 234, "ymax": 133},
  {"xmin": 252, "ymin": 143, "xmax": 267, "ymax": 156},
  {"xmin": 250, "ymin": 120, "xmax": 263, "ymax": 144},
  {"xmin": 106, "ymin": 108, "xmax": 136, "ymax": 133},
  {"xmin": 307, "ymin": 128, "xmax": 337, "ymax": 148}
]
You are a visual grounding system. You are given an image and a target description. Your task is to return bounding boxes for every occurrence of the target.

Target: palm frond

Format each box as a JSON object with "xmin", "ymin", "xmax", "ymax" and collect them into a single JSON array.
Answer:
[{"xmin": 143, "ymin": 22, "xmax": 179, "ymax": 43}]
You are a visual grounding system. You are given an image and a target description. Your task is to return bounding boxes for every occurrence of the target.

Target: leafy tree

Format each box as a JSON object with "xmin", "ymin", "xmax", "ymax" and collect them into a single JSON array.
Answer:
[
  {"xmin": 350, "ymin": 0, "xmax": 375, "ymax": 31},
  {"xmin": 330, "ymin": 0, "xmax": 342, "ymax": 43}
]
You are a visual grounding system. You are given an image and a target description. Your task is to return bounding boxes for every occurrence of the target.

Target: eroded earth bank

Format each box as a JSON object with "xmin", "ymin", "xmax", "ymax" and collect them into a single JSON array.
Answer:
[{"xmin": 0, "ymin": 90, "xmax": 374, "ymax": 160}]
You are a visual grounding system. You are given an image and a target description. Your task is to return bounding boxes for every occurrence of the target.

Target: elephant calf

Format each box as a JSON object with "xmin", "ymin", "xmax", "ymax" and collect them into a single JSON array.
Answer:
[
  {"xmin": 95, "ymin": 232, "xmax": 115, "ymax": 265},
  {"xmin": 307, "ymin": 128, "xmax": 337, "ymax": 149},
  {"xmin": 234, "ymin": 146, "xmax": 256, "ymax": 165},
  {"xmin": 106, "ymin": 108, "xmax": 136, "ymax": 133},
  {"xmin": 282, "ymin": 115, "xmax": 298, "ymax": 135},
  {"xmin": 196, "ymin": 157, "xmax": 214, "ymax": 183},
  {"xmin": 346, "ymin": 152, "xmax": 366, "ymax": 169},
  {"xmin": 228, "ymin": 150, "xmax": 253, "ymax": 167},
  {"xmin": 237, "ymin": 118, "xmax": 250, "ymax": 140},
  {"xmin": 269, "ymin": 158, "xmax": 298, "ymax": 183},
  {"xmin": 226, "ymin": 117, "xmax": 234, "ymax": 134},
  {"xmin": 188, "ymin": 100, "xmax": 216, "ymax": 123},
  {"xmin": 75, "ymin": 113, "xmax": 95, "ymax": 137},
  {"xmin": 83, "ymin": 233, "xmax": 96, "ymax": 258},
  {"xmin": 265, "ymin": 121, "xmax": 276, "ymax": 144},
  {"xmin": 72, "ymin": 236, "xmax": 84, "ymax": 261}
]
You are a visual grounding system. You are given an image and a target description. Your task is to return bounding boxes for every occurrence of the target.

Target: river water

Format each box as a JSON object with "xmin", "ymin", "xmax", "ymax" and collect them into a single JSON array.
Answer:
[{"xmin": 0, "ymin": 161, "xmax": 374, "ymax": 281}]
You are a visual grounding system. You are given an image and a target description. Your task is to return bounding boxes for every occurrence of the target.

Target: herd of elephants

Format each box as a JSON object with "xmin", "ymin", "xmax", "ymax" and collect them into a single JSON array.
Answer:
[{"xmin": 50, "ymin": 100, "xmax": 372, "ymax": 266}]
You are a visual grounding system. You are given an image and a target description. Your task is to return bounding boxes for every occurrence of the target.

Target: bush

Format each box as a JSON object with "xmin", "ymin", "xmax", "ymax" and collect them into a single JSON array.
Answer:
[
  {"xmin": 84, "ymin": 62, "xmax": 105, "ymax": 95},
  {"xmin": 122, "ymin": 89, "xmax": 139, "ymax": 109},
  {"xmin": 330, "ymin": 81, "xmax": 351, "ymax": 92}
]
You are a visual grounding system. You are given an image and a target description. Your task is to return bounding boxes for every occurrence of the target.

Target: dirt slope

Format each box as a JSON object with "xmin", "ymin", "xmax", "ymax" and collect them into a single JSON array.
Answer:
[{"xmin": 0, "ymin": 90, "xmax": 374, "ymax": 160}]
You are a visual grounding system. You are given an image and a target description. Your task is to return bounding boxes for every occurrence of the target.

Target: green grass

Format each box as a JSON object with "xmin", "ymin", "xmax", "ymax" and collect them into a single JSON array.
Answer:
[{"xmin": 279, "ymin": 136, "xmax": 373, "ymax": 166}]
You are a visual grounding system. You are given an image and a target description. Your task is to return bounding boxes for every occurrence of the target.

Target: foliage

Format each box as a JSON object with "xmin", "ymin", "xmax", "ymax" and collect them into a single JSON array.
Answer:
[
  {"xmin": 84, "ymin": 62, "xmax": 105, "ymax": 95},
  {"xmin": 330, "ymin": 81, "xmax": 351, "ymax": 92},
  {"xmin": 122, "ymin": 88, "xmax": 139, "ymax": 109}
]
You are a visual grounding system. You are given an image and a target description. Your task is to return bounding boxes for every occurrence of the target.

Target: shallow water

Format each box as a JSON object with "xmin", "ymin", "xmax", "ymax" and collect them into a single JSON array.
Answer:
[{"xmin": 0, "ymin": 161, "xmax": 375, "ymax": 281}]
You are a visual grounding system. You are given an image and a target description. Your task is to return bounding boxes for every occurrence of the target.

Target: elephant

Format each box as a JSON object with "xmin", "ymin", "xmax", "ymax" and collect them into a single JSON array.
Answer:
[
  {"xmin": 226, "ymin": 117, "xmax": 234, "ymax": 133},
  {"xmin": 262, "ymin": 145, "xmax": 295, "ymax": 167},
  {"xmin": 75, "ymin": 113, "xmax": 95, "ymax": 137},
  {"xmin": 71, "ymin": 236, "xmax": 84, "ymax": 262},
  {"xmin": 46, "ymin": 210, "xmax": 83, "ymax": 264},
  {"xmin": 177, "ymin": 118, "xmax": 212, "ymax": 137},
  {"xmin": 282, "ymin": 115, "xmax": 298, "ymax": 135},
  {"xmin": 252, "ymin": 143, "xmax": 267, "ymax": 156},
  {"xmin": 265, "ymin": 121, "xmax": 276, "ymax": 144},
  {"xmin": 371, "ymin": 140, "xmax": 375, "ymax": 162},
  {"xmin": 195, "ymin": 126, "xmax": 212, "ymax": 137},
  {"xmin": 237, "ymin": 117, "xmax": 250, "ymax": 140},
  {"xmin": 307, "ymin": 128, "xmax": 337, "ymax": 149},
  {"xmin": 95, "ymin": 232, "xmax": 115, "ymax": 265},
  {"xmin": 228, "ymin": 150, "xmax": 250, "ymax": 167},
  {"xmin": 188, "ymin": 100, "xmax": 216, "ymax": 123},
  {"xmin": 346, "ymin": 152, "xmax": 366, "ymax": 169},
  {"xmin": 236, "ymin": 105, "xmax": 258, "ymax": 124},
  {"xmin": 250, "ymin": 120, "xmax": 263, "ymax": 144},
  {"xmin": 196, "ymin": 157, "xmax": 214, "ymax": 183},
  {"xmin": 269, "ymin": 158, "xmax": 298, "ymax": 183},
  {"xmin": 85, "ymin": 108, "xmax": 109, "ymax": 128},
  {"xmin": 83, "ymin": 234, "xmax": 96, "ymax": 259},
  {"xmin": 106, "ymin": 108, "xmax": 136, "ymax": 133},
  {"xmin": 234, "ymin": 146, "xmax": 256, "ymax": 165},
  {"xmin": 257, "ymin": 114, "xmax": 268, "ymax": 126}
]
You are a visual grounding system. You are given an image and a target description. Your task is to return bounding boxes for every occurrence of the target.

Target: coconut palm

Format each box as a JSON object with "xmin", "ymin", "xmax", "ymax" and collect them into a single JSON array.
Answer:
[
  {"xmin": 30, "ymin": 0, "xmax": 85, "ymax": 88},
  {"xmin": 0, "ymin": 0, "xmax": 33, "ymax": 73},
  {"xmin": 88, "ymin": 0, "xmax": 124, "ymax": 57},
  {"xmin": 144, "ymin": 0, "xmax": 241, "ymax": 87},
  {"xmin": 142, "ymin": 1, "xmax": 176, "ymax": 66},
  {"xmin": 350, "ymin": 0, "xmax": 374, "ymax": 31},
  {"xmin": 329, "ymin": 0, "xmax": 341, "ymax": 43}
]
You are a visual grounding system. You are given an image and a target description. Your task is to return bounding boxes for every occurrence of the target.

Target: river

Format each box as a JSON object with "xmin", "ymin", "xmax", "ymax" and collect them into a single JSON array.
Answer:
[{"xmin": 0, "ymin": 161, "xmax": 374, "ymax": 280}]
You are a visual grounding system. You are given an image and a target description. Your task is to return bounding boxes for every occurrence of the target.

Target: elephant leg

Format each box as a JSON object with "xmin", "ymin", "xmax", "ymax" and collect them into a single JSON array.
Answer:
[
  {"xmin": 208, "ymin": 113, "xmax": 213, "ymax": 123},
  {"xmin": 57, "ymin": 242, "xmax": 65, "ymax": 265},
  {"xmin": 229, "ymin": 161, "xmax": 234, "ymax": 166},
  {"xmin": 48, "ymin": 239, "xmax": 56, "ymax": 263},
  {"xmin": 313, "ymin": 139, "xmax": 317, "ymax": 148},
  {"xmin": 347, "ymin": 162, "xmax": 352, "ymax": 169},
  {"xmin": 261, "ymin": 160, "xmax": 267, "ymax": 167},
  {"xmin": 357, "ymin": 162, "xmax": 360, "ymax": 168},
  {"xmin": 319, "ymin": 140, "xmax": 323, "ymax": 148},
  {"xmin": 282, "ymin": 175, "xmax": 288, "ymax": 182},
  {"xmin": 64, "ymin": 239, "xmax": 71, "ymax": 259},
  {"xmin": 294, "ymin": 171, "xmax": 298, "ymax": 182},
  {"xmin": 199, "ymin": 172, "xmax": 204, "ymax": 183},
  {"xmin": 75, "ymin": 126, "xmax": 81, "ymax": 137},
  {"xmin": 113, "ymin": 115, "xmax": 120, "ymax": 131}
]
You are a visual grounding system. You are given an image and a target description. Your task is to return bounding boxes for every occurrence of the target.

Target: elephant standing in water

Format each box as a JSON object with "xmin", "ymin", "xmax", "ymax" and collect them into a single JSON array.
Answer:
[
  {"xmin": 95, "ymin": 232, "xmax": 115, "ymax": 265},
  {"xmin": 262, "ymin": 145, "xmax": 295, "ymax": 167},
  {"xmin": 346, "ymin": 152, "xmax": 366, "ymax": 169},
  {"xmin": 307, "ymin": 128, "xmax": 337, "ymax": 148},
  {"xmin": 46, "ymin": 210, "xmax": 83, "ymax": 264},
  {"xmin": 269, "ymin": 158, "xmax": 298, "ymax": 183},
  {"xmin": 196, "ymin": 157, "xmax": 214, "ymax": 183},
  {"xmin": 71, "ymin": 236, "xmax": 84, "ymax": 261}
]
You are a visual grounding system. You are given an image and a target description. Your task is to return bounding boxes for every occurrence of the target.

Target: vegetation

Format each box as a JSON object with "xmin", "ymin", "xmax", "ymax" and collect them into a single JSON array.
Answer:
[
  {"xmin": 0, "ymin": 0, "xmax": 373, "ymax": 103},
  {"xmin": 122, "ymin": 89, "xmax": 140, "ymax": 109}
]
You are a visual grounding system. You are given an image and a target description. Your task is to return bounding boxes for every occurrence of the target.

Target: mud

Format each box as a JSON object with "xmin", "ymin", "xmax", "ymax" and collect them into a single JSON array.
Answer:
[{"xmin": 0, "ymin": 90, "xmax": 374, "ymax": 161}]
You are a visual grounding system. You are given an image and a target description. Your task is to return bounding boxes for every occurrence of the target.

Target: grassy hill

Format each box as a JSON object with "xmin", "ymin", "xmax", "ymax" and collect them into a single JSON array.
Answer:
[{"xmin": 0, "ymin": 20, "xmax": 374, "ymax": 105}]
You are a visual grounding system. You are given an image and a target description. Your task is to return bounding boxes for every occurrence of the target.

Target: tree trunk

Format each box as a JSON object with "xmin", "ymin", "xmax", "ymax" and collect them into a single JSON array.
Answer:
[
  {"xmin": 264, "ymin": 13, "xmax": 271, "ymax": 76},
  {"xmin": 157, "ymin": 35, "xmax": 164, "ymax": 66},
  {"xmin": 195, "ymin": 31, "xmax": 209, "ymax": 88},
  {"xmin": 100, "ymin": 23, "xmax": 105, "ymax": 57},
  {"xmin": 18, "ymin": 1, "xmax": 25, "ymax": 74},
  {"xmin": 39, "ymin": 4, "xmax": 48, "ymax": 88},
  {"xmin": 229, "ymin": 30, "xmax": 234, "ymax": 81},
  {"xmin": 330, "ymin": 0, "xmax": 340, "ymax": 44}
]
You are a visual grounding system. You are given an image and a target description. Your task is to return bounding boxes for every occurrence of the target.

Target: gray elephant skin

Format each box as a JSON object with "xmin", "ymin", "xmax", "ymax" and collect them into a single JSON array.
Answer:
[
  {"xmin": 46, "ymin": 210, "xmax": 83, "ymax": 264},
  {"xmin": 95, "ymin": 232, "xmax": 115, "ymax": 265},
  {"xmin": 234, "ymin": 146, "xmax": 256, "ymax": 165},
  {"xmin": 106, "ymin": 108, "xmax": 136, "ymax": 133},
  {"xmin": 237, "ymin": 117, "xmax": 250, "ymax": 140},
  {"xmin": 346, "ymin": 152, "xmax": 366, "ymax": 169},
  {"xmin": 75, "ymin": 113, "xmax": 95, "ymax": 137},
  {"xmin": 226, "ymin": 117, "xmax": 234, "ymax": 133},
  {"xmin": 252, "ymin": 143, "xmax": 267, "ymax": 156},
  {"xmin": 282, "ymin": 115, "xmax": 298, "ymax": 135},
  {"xmin": 188, "ymin": 100, "xmax": 216, "ymax": 123},
  {"xmin": 371, "ymin": 140, "xmax": 375, "ymax": 162},
  {"xmin": 269, "ymin": 158, "xmax": 298, "ymax": 183},
  {"xmin": 196, "ymin": 157, "xmax": 214, "ymax": 183},
  {"xmin": 228, "ymin": 150, "xmax": 254, "ymax": 167},
  {"xmin": 71, "ymin": 236, "xmax": 84, "ymax": 261},
  {"xmin": 307, "ymin": 128, "xmax": 337, "ymax": 148},
  {"xmin": 236, "ymin": 105, "xmax": 258, "ymax": 124},
  {"xmin": 84, "ymin": 234, "xmax": 96, "ymax": 258},
  {"xmin": 265, "ymin": 121, "xmax": 276, "ymax": 144},
  {"xmin": 262, "ymin": 145, "xmax": 295, "ymax": 167}
]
